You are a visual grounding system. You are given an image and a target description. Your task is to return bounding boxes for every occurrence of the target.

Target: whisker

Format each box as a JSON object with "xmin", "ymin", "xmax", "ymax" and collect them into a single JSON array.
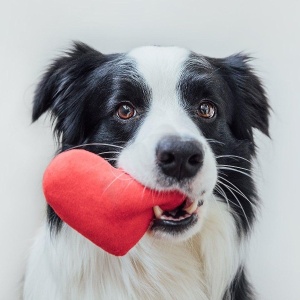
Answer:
[
  {"xmin": 217, "ymin": 170, "xmax": 228, "ymax": 177},
  {"xmin": 97, "ymin": 151, "xmax": 121, "ymax": 156},
  {"xmin": 104, "ymin": 158, "xmax": 118, "ymax": 162},
  {"xmin": 214, "ymin": 184, "xmax": 230, "ymax": 211},
  {"xmin": 121, "ymin": 176, "xmax": 135, "ymax": 194},
  {"xmin": 215, "ymin": 185, "xmax": 244, "ymax": 211},
  {"xmin": 101, "ymin": 172, "xmax": 131, "ymax": 196},
  {"xmin": 206, "ymin": 139, "xmax": 225, "ymax": 145},
  {"xmin": 218, "ymin": 176, "xmax": 255, "ymax": 208},
  {"xmin": 66, "ymin": 143, "xmax": 124, "ymax": 151},
  {"xmin": 217, "ymin": 164, "xmax": 251, "ymax": 172},
  {"xmin": 216, "ymin": 155, "xmax": 252, "ymax": 164},
  {"xmin": 217, "ymin": 181, "xmax": 251, "ymax": 230},
  {"xmin": 217, "ymin": 167, "xmax": 252, "ymax": 178}
]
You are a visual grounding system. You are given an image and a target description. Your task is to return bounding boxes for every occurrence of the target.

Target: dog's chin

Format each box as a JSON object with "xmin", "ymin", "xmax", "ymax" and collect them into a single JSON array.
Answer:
[
  {"xmin": 148, "ymin": 198, "xmax": 206, "ymax": 242},
  {"xmin": 117, "ymin": 160, "xmax": 215, "ymax": 241}
]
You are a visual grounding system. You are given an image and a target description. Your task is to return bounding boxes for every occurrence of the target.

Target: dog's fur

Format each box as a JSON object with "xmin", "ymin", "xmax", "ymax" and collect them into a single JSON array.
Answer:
[{"xmin": 24, "ymin": 43, "xmax": 269, "ymax": 300}]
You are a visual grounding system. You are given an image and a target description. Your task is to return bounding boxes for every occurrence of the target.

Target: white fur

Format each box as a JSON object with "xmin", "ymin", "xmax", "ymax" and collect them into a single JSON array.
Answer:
[
  {"xmin": 24, "ymin": 46, "xmax": 245, "ymax": 300},
  {"xmin": 24, "ymin": 200, "xmax": 242, "ymax": 300}
]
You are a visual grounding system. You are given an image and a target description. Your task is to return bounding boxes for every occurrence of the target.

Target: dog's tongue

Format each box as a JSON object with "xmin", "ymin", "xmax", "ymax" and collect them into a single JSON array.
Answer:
[{"xmin": 43, "ymin": 150, "xmax": 185, "ymax": 256}]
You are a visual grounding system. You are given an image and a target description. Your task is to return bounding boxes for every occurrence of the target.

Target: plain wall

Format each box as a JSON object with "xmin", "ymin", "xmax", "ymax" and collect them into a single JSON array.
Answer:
[{"xmin": 1, "ymin": 0, "xmax": 299, "ymax": 299}]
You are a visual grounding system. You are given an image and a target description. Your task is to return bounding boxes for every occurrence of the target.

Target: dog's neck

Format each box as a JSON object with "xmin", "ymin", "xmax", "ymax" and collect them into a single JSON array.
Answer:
[{"xmin": 43, "ymin": 200, "xmax": 242, "ymax": 300}]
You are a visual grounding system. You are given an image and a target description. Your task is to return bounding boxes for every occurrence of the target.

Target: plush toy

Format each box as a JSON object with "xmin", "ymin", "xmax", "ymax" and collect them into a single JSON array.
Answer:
[{"xmin": 43, "ymin": 149, "xmax": 185, "ymax": 256}]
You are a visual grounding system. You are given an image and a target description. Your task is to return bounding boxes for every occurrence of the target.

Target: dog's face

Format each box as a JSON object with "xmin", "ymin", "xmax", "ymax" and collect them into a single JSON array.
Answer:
[
  {"xmin": 33, "ymin": 43, "xmax": 269, "ymax": 241},
  {"xmin": 116, "ymin": 47, "xmax": 218, "ymax": 239}
]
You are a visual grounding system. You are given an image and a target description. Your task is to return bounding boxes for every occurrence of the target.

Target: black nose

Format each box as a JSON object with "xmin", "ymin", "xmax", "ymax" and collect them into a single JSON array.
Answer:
[{"xmin": 156, "ymin": 136, "xmax": 204, "ymax": 180}]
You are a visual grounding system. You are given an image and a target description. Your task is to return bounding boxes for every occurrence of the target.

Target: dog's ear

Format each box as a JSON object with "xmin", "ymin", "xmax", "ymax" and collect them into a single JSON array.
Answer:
[
  {"xmin": 214, "ymin": 54, "xmax": 270, "ymax": 142},
  {"xmin": 32, "ymin": 42, "xmax": 106, "ymax": 144}
]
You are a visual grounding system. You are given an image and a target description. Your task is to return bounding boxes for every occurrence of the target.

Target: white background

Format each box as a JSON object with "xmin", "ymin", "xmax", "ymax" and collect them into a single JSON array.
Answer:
[{"xmin": 1, "ymin": 0, "xmax": 299, "ymax": 299}]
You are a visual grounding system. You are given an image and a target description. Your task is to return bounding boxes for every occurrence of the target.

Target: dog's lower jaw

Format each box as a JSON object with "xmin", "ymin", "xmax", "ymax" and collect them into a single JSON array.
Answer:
[{"xmin": 23, "ymin": 200, "xmax": 244, "ymax": 300}]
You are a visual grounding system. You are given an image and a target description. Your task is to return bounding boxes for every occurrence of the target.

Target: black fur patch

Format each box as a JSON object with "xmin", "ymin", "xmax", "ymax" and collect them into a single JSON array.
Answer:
[
  {"xmin": 179, "ymin": 52, "xmax": 269, "ymax": 234},
  {"xmin": 33, "ymin": 42, "xmax": 151, "ymax": 231}
]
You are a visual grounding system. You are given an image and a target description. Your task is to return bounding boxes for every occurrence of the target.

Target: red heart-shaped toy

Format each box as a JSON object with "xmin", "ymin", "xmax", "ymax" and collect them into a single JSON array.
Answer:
[{"xmin": 43, "ymin": 150, "xmax": 185, "ymax": 256}]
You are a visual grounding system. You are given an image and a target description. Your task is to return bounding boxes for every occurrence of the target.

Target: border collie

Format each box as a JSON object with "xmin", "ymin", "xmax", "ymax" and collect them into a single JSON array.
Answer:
[{"xmin": 24, "ymin": 42, "xmax": 269, "ymax": 300}]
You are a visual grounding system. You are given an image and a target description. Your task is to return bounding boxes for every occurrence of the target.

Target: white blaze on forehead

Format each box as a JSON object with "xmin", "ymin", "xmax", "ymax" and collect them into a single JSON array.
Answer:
[
  {"xmin": 128, "ymin": 46, "xmax": 190, "ymax": 104},
  {"xmin": 127, "ymin": 46, "xmax": 200, "ymax": 139}
]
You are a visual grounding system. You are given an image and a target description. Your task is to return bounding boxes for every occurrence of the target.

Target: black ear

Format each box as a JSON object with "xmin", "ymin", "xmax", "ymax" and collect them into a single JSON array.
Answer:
[
  {"xmin": 32, "ymin": 42, "xmax": 105, "ymax": 144},
  {"xmin": 215, "ymin": 54, "xmax": 270, "ymax": 142}
]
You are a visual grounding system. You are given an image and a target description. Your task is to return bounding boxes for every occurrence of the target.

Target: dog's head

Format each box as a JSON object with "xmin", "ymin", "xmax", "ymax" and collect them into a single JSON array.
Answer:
[{"xmin": 33, "ymin": 42, "xmax": 269, "ymax": 241}]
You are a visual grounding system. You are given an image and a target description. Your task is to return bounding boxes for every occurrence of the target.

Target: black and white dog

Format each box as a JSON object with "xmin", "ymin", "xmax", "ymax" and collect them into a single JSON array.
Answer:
[{"xmin": 24, "ymin": 42, "xmax": 269, "ymax": 300}]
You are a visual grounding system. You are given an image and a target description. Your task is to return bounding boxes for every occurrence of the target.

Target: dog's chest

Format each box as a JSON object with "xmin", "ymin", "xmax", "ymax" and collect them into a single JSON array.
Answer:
[
  {"xmin": 65, "ymin": 235, "xmax": 209, "ymax": 300},
  {"xmin": 84, "ymin": 254, "xmax": 207, "ymax": 299}
]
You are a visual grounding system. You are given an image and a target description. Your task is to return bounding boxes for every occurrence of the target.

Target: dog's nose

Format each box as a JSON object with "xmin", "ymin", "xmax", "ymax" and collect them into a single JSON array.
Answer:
[{"xmin": 156, "ymin": 136, "xmax": 204, "ymax": 180}]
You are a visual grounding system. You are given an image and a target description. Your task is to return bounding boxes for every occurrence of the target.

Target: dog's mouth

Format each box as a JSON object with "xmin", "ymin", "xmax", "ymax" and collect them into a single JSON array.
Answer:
[{"xmin": 150, "ymin": 198, "xmax": 203, "ymax": 234}]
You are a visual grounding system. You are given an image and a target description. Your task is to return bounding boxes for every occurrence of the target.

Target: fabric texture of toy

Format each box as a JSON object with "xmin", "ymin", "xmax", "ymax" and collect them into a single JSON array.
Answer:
[{"xmin": 43, "ymin": 149, "xmax": 185, "ymax": 256}]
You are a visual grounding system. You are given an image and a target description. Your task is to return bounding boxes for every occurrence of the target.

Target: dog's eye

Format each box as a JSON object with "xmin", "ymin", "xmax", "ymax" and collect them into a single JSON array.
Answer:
[
  {"xmin": 116, "ymin": 103, "xmax": 136, "ymax": 120},
  {"xmin": 197, "ymin": 101, "xmax": 216, "ymax": 119}
]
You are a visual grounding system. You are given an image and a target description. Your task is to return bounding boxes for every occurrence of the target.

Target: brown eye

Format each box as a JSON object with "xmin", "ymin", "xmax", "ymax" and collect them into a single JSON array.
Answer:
[
  {"xmin": 197, "ymin": 101, "xmax": 216, "ymax": 119},
  {"xmin": 116, "ymin": 103, "xmax": 136, "ymax": 120}
]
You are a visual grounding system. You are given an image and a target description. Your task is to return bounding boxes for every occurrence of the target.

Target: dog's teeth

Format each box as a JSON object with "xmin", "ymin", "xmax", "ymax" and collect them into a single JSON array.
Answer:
[
  {"xmin": 184, "ymin": 201, "xmax": 198, "ymax": 214},
  {"xmin": 153, "ymin": 206, "xmax": 163, "ymax": 219}
]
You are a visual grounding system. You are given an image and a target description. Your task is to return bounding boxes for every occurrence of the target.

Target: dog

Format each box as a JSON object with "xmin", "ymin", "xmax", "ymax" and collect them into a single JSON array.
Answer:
[{"xmin": 23, "ymin": 42, "xmax": 269, "ymax": 300}]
